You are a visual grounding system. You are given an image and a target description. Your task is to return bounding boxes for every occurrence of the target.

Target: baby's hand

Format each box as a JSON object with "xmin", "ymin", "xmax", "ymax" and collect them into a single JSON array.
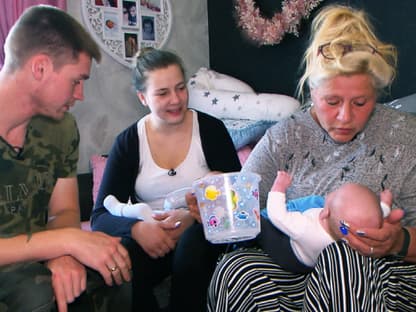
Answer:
[
  {"xmin": 380, "ymin": 189, "xmax": 393, "ymax": 218},
  {"xmin": 271, "ymin": 171, "xmax": 292, "ymax": 193}
]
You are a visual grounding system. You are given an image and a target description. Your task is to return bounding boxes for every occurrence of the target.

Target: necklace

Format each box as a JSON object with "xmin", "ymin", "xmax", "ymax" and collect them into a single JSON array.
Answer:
[{"xmin": 168, "ymin": 168, "xmax": 177, "ymax": 176}]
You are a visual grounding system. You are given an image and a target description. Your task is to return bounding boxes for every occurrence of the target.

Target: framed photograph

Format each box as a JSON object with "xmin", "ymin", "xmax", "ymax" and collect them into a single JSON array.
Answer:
[
  {"xmin": 122, "ymin": 0, "xmax": 138, "ymax": 28},
  {"xmin": 141, "ymin": 15, "xmax": 156, "ymax": 41},
  {"xmin": 140, "ymin": 0, "xmax": 162, "ymax": 14},
  {"xmin": 124, "ymin": 32, "xmax": 139, "ymax": 58},
  {"xmin": 95, "ymin": 0, "xmax": 118, "ymax": 8},
  {"xmin": 103, "ymin": 9, "xmax": 121, "ymax": 40}
]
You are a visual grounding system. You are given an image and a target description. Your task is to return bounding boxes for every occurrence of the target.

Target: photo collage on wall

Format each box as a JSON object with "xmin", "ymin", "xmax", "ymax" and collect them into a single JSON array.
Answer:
[{"xmin": 95, "ymin": 0, "xmax": 162, "ymax": 60}]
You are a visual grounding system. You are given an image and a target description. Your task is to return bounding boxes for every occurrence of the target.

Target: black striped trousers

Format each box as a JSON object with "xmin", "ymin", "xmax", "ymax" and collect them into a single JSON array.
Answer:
[{"xmin": 208, "ymin": 242, "xmax": 416, "ymax": 311}]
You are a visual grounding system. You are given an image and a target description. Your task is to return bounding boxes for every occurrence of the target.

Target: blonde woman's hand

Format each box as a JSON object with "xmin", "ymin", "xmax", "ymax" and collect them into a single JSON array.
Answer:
[
  {"xmin": 342, "ymin": 208, "xmax": 405, "ymax": 258},
  {"xmin": 186, "ymin": 192, "xmax": 201, "ymax": 223}
]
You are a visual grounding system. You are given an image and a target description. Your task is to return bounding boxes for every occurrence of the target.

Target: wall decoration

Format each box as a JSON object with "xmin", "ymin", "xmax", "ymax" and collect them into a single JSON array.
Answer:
[
  {"xmin": 141, "ymin": 15, "xmax": 156, "ymax": 41},
  {"xmin": 81, "ymin": 0, "xmax": 172, "ymax": 68},
  {"xmin": 102, "ymin": 9, "xmax": 121, "ymax": 40},
  {"xmin": 95, "ymin": 0, "xmax": 118, "ymax": 8},
  {"xmin": 122, "ymin": 0, "xmax": 138, "ymax": 27},
  {"xmin": 234, "ymin": 0, "xmax": 324, "ymax": 46},
  {"xmin": 124, "ymin": 32, "xmax": 139, "ymax": 58},
  {"xmin": 140, "ymin": 0, "xmax": 162, "ymax": 14}
]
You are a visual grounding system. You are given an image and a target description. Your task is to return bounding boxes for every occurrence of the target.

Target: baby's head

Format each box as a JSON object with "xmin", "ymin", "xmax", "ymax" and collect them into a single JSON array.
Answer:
[{"xmin": 321, "ymin": 183, "xmax": 383, "ymax": 240}]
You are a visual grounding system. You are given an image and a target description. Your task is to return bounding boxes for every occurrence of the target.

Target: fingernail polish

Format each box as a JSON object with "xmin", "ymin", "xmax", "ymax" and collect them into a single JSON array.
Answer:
[{"xmin": 356, "ymin": 230, "xmax": 366, "ymax": 236}]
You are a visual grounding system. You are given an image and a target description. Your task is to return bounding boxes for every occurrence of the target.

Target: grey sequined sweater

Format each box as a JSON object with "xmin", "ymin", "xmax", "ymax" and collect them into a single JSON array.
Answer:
[{"xmin": 243, "ymin": 104, "xmax": 416, "ymax": 226}]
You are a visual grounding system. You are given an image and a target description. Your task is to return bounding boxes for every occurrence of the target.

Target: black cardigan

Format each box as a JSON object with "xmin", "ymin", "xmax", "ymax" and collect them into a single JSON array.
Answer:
[{"xmin": 91, "ymin": 110, "xmax": 241, "ymax": 237}]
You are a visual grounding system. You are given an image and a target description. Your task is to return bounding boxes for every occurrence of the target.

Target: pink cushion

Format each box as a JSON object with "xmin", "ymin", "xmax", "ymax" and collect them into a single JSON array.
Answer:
[{"xmin": 90, "ymin": 155, "xmax": 108, "ymax": 204}]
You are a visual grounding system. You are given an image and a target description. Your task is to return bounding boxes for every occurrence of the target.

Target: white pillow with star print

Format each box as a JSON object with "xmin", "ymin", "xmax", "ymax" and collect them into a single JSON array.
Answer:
[
  {"xmin": 187, "ymin": 67, "xmax": 254, "ymax": 92},
  {"xmin": 188, "ymin": 88, "xmax": 300, "ymax": 121}
]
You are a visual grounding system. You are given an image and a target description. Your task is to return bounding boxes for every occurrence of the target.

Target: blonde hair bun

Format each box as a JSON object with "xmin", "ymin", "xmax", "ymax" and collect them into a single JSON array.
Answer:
[{"xmin": 297, "ymin": 5, "xmax": 397, "ymax": 100}]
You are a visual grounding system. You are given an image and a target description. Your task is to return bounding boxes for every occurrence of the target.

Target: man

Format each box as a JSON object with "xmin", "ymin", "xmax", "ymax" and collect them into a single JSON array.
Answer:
[{"xmin": 0, "ymin": 5, "xmax": 131, "ymax": 311}]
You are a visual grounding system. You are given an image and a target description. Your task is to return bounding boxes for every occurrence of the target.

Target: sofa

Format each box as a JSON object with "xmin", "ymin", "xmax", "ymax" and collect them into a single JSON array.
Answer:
[{"xmin": 78, "ymin": 172, "xmax": 94, "ymax": 228}]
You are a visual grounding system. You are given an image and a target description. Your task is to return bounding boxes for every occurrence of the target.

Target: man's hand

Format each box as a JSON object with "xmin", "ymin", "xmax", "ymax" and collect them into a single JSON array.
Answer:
[
  {"xmin": 46, "ymin": 255, "xmax": 86, "ymax": 312},
  {"xmin": 66, "ymin": 229, "xmax": 131, "ymax": 286}
]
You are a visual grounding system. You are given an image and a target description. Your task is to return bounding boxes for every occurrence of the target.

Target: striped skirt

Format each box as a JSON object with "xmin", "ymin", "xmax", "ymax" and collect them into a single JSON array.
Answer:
[{"xmin": 208, "ymin": 242, "xmax": 416, "ymax": 312}]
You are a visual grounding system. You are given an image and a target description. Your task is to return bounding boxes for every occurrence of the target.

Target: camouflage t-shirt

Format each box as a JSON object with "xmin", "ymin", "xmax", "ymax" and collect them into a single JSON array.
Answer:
[{"xmin": 0, "ymin": 113, "xmax": 79, "ymax": 238}]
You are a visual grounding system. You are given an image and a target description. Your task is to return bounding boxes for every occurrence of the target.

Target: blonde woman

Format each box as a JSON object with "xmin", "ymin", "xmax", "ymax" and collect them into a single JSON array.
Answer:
[{"xmin": 206, "ymin": 5, "xmax": 416, "ymax": 311}]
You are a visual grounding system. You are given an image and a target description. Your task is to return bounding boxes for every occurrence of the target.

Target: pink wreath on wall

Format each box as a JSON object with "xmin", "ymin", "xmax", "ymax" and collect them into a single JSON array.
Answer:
[{"xmin": 235, "ymin": 0, "xmax": 324, "ymax": 45}]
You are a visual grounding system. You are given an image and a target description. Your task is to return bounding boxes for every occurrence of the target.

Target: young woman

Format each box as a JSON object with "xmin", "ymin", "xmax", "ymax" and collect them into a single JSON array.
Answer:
[{"xmin": 91, "ymin": 47, "xmax": 241, "ymax": 311}]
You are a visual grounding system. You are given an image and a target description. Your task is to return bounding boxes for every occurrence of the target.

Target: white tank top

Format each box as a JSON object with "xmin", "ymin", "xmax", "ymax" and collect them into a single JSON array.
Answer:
[{"xmin": 134, "ymin": 110, "xmax": 210, "ymax": 210}]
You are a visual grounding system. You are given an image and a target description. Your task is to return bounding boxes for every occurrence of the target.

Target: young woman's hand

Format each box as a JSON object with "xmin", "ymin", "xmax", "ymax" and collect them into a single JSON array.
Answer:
[
  {"xmin": 154, "ymin": 209, "xmax": 194, "ymax": 241},
  {"xmin": 131, "ymin": 221, "xmax": 176, "ymax": 258}
]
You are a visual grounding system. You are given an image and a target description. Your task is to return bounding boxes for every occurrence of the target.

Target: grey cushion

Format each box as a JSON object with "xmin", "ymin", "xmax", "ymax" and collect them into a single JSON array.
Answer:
[
  {"xmin": 385, "ymin": 93, "xmax": 416, "ymax": 114},
  {"xmin": 222, "ymin": 118, "xmax": 276, "ymax": 149}
]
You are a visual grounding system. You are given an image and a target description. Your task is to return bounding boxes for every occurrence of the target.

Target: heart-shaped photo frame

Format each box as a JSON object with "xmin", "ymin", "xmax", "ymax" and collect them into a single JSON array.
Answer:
[{"xmin": 81, "ymin": 0, "xmax": 172, "ymax": 68}]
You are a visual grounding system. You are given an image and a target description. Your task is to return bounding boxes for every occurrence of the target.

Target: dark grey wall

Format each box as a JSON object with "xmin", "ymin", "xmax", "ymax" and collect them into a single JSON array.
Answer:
[{"xmin": 208, "ymin": 0, "xmax": 416, "ymax": 102}]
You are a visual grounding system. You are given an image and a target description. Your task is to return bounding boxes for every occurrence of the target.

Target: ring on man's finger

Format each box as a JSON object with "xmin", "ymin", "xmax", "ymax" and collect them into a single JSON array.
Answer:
[
  {"xmin": 108, "ymin": 266, "xmax": 118, "ymax": 272},
  {"xmin": 370, "ymin": 246, "xmax": 374, "ymax": 254}
]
